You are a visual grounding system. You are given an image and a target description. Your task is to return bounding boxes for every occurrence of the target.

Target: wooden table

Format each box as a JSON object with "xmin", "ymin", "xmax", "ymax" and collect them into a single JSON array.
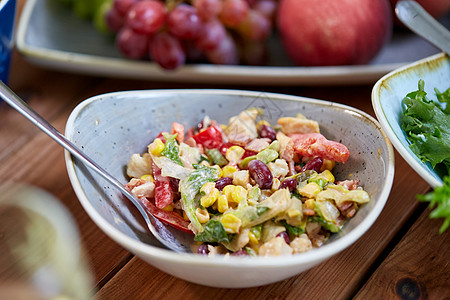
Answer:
[{"xmin": 1, "ymin": 1, "xmax": 449, "ymax": 298}]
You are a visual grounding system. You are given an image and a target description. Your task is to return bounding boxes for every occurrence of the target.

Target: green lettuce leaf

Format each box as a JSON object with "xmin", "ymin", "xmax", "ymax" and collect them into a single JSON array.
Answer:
[
  {"xmin": 161, "ymin": 133, "xmax": 183, "ymax": 166},
  {"xmin": 418, "ymin": 176, "xmax": 450, "ymax": 233},
  {"xmin": 194, "ymin": 220, "xmax": 230, "ymax": 243},
  {"xmin": 180, "ymin": 165, "xmax": 220, "ymax": 233},
  {"xmin": 400, "ymin": 80, "xmax": 450, "ymax": 172}
]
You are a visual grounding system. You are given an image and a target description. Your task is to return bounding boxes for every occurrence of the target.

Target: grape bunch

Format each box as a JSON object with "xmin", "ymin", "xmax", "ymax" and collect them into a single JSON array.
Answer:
[{"xmin": 105, "ymin": 0, "xmax": 277, "ymax": 70}]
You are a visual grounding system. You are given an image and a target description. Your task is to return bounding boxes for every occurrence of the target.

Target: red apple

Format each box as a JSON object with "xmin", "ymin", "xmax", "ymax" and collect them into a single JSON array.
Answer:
[
  {"xmin": 390, "ymin": 0, "xmax": 450, "ymax": 24},
  {"xmin": 277, "ymin": 0, "xmax": 393, "ymax": 66}
]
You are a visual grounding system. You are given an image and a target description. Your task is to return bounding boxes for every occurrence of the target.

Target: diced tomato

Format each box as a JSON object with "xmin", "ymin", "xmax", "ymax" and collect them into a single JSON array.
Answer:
[
  {"xmin": 141, "ymin": 198, "xmax": 193, "ymax": 234},
  {"xmin": 186, "ymin": 127, "xmax": 195, "ymax": 140},
  {"xmin": 290, "ymin": 133, "xmax": 350, "ymax": 163},
  {"xmin": 171, "ymin": 122, "xmax": 185, "ymax": 143},
  {"xmin": 152, "ymin": 162, "xmax": 174, "ymax": 208},
  {"xmin": 192, "ymin": 125, "xmax": 223, "ymax": 149}
]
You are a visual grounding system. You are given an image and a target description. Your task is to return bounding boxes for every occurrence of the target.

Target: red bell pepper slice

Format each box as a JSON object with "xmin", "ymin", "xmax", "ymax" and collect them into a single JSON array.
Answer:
[
  {"xmin": 141, "ymin": 198, "xmax": 193, "ymax": 234},
  {"xmin": 192, "ymin": 125, "xmax": 223, "ymax": 149},
  {"xmin": 152, "ymin": 162, "xmax": 174, "ymax": 209}
]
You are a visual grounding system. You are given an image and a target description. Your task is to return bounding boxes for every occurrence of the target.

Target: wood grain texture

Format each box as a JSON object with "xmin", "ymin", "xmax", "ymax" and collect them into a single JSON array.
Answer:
[
  {"xmin": 355, "ymin": 208, "xmax": 450, "ymax": 299},
  {"xmin": 4, "ymin": 1, "xmax": 449, "ymax": 298}
]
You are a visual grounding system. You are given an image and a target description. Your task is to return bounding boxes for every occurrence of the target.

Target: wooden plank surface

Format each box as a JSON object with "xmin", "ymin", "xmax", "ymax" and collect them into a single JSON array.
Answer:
[
  {"xmin": 355, "ymin": 208, "xmax": 450, "ymax": 299},
  {"xmin": 3, "ymin": 1, "xmax": 449, "ymax": 298}
]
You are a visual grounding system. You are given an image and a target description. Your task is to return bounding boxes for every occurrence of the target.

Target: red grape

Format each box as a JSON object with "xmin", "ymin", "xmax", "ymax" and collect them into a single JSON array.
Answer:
[
  {"xmin": 252, "ymin": 0, "xmax": 277, "ymax": 21},
  {"xmin": 167, "ymin": 4, "xmax": 203, "ymax": 40},
  {"xmin": 106, "ymin": 7, "xmax": 125, "ymax": 33},
  {"xmin": 150, "ymin": 32, "xmax": 186, "ymax": 70},
  {"xmin": 116, "ymin": 26, "xmax": 150, "ymax": 59},
  {"xmin": 195, "ymin": 18, "xmax": 227, "ymax": 51},
  {"xmin": 205, "ymin": 33, "xmax": 238, "ymax": 65},
  {"xmin": 244, "ymin": 0, "xmax": 257, "ymax": 6},
  {"xmin": 237, "ymin": 10, "xmax": 271, "ymax": 41},
  {"xmin": 106, "ymin": 0, "xmax": 276, "ymax": 68},
  {"xmin": 114, "ymin": 0, "xmax": 139, "ymax": 17},
  {"xmin": 219, "ymin": 0, "xmax": 249, "ymax": 28},
  {"xmin": 193, "ymin": 0, "xmax": 223, "ymax": 21},
  {"xmin": 126, "ymin": 0, "xmax": 166, "ymax": 35}
]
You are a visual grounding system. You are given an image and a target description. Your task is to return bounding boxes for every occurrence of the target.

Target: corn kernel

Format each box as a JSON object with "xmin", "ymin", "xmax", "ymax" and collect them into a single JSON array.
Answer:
[
  {"xmin": 320, "ymin": 159, "xmax": 336, "ymax": 172},
  {"xmin": 200, "ymin": 188, "xmax": 219, "ymax": 207},
  {"xmin": 318, "ymin": 170, "xmax": 335, "ymax": 183},
  {"xmin": 220, "ymin": 124, "xmax": 228, "ymax": 131},
  {"xmin": 221, "ymin": 213, "xmax": 241, "ymax": 233},
  {"xmin": 248, "ymin": 231, "xmax": 259, "ymax": 245},
  {"xmin": 140, "ymin": 174, "xmax": 154, "ymax": 182},
  {"xmin": 222, "ymin": 185, "xmax": 234, "ymax": 201},
  {"xmin": 231, "ymin": 185, "xmax": 248, "ymax": 203},
  {"xmin": 195, "ymin": 208, "xmax": 210, "ymax": 224},
  {"xmin": 200, "ymin": 182, "xmax": 216, "ymax": 195},
  {"xmin": 299, "ymin": 182, "xmax": 321, "ymax": 198},
  {"xmin": 217, "ymin": 194, "xmax": 229, "ymax": 213},
  {"xmin": 162, "ymin": 204, "xmax": 174, "ymax": 212},
  {"xmin": 225, "ymin": 146, "xmax": 245, "ymax": 162},
  {"xmin": 222, "ymin": 166, "xmax": 238, "ymax": 178},
  {"xmin": 148, "ymin": 138, "xmax": 165, "ymax": 155}
]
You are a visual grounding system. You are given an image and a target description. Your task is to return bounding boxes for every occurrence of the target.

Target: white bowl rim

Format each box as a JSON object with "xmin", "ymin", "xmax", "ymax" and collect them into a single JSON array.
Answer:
[
  {"xmin": 65, "ymin": 89, "xmax": 395, "ymax": 267},
  {"xmin": 372, "ymin": 52, "xmax": 446, "ymax": 189}
]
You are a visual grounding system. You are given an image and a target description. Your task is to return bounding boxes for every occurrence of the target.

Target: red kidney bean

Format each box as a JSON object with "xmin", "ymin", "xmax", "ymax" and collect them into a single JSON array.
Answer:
[
  {"xmin": 231, "ymin": 249, "xmax": 249, "ymax": 256},
  {"xmin": 276, "ymin": 231, "xmax": 290, "ymax": 244},
  {"xmin": 300, "ymin": 157, "xmax": 323, "ymax": 173},
  {"xmin": 196, "ymin": 120, "xmax": 204, "ymax": 132},
  {"xmin": 198, "ymin": 243, "xmax": 209, "ymax": 255},
  {"xmin": 280, "ymin": 177, "xmax": 297, "ymax": 192},
  {"xmin": 248, "ymin": 159, "xmax": 273, "ymax": 189},
  {"xmin": 258, "ymin": 124, "xmax": 276, "ymax": 141},
  {"xmin": 215, "ymin": 177, "xmax": 233, "ymax": 191}
]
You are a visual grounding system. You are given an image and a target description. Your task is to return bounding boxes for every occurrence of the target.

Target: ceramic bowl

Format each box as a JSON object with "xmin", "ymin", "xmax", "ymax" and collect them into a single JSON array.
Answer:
[
  {"xmin": 372, "ymin": 53, "xmax": 449, "ymax": 188},
  {"xmin": 65, "ymin": 89, "xmax": 394, "ymax": 288}
]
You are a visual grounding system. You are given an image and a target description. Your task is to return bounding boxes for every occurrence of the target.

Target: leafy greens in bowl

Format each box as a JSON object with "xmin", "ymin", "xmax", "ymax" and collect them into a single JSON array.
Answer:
[
  {"xmin": 372, "ymin": 53, "xmax": 449, "ymax": 188},
  {"xmin": 372, "ymin": 53, "xmax": 450, "ymax": 233},
  {"xmin": 400, "ymin": 79, "xmax": 450, "ymax": 179}
]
